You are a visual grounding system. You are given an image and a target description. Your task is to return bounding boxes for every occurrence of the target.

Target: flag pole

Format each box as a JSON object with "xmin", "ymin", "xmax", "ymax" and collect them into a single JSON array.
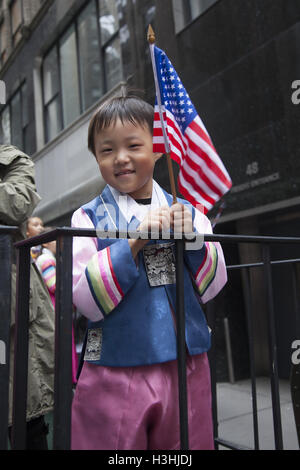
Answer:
[
  {"xmin": 148, "ymin": 25, "xmax": 189, "ymax": 451},
  {"xmin": 148, "ymin": 25, "xmax": 177, "ymax": 205}
]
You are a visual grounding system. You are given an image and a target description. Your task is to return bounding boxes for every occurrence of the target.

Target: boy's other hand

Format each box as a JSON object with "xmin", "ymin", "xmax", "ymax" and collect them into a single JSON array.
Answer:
[{"xmin": 170, "ymin": 203, "xmax": 193, "ymax": 234}]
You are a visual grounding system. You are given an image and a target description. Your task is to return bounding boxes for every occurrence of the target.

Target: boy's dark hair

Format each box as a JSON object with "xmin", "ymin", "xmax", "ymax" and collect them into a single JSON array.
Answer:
[{"xmin": 88, "ymin": 95, "xmax": 154, "ymax": 157}]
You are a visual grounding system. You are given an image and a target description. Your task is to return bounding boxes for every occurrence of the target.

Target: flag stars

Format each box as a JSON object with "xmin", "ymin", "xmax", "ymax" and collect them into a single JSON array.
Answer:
[{"xmin": 157, "ymin": 52, "xmax": 198, "ymax": 131}]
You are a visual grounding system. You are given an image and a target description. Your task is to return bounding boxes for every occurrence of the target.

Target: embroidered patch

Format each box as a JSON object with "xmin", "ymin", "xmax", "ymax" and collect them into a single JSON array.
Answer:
[
  {"xmin": 84, "ymin": 328, "xmax": 102, "ymax": 361},
  {"xmin": 143, "ymin": 242, "xmax": 176, "ymax": 286}
]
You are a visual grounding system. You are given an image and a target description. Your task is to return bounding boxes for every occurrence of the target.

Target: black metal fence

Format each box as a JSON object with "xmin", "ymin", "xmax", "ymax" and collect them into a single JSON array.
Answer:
[
  {"xmin": 0, "ymin": 226, "xmax": 16, "ymax": 450},
  {"xmin": 1, "ymin": 226, "xmax": 300, "ymax": 450},
  {"xmin": 207, "ymin": 254, "xmax": 300, "ymax": 450}
]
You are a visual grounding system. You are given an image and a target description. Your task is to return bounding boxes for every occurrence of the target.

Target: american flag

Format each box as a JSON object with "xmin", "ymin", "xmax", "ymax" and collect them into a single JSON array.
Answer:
[{"xmin": 151, "ymin": 45, "xmax": 232, "ymax": 214}]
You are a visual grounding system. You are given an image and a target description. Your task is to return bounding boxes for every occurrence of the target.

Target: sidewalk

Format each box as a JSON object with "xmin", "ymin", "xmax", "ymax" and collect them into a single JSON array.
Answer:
[
  {"xmin": 216, "ymin": 377, "xmax": 299, "ymax": 450},
  {"xmin": 45, "ymin": 377, "xmax": 299, "ymax": 450}
]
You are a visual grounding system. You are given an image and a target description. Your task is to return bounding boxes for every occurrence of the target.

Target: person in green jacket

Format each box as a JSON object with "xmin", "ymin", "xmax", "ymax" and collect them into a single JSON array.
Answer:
[{"xmin": 0, "ymin": 144, "xmax": 55, "ymax": 449}]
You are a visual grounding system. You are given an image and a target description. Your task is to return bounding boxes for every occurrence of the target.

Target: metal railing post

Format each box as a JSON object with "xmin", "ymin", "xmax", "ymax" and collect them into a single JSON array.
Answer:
[
  {"xmin": 290, "ymin": 262, "xmax": 300, "ymax": 447},
  {"xmin": 206, "ymin": 300, "xmax": 219, "ymax": 450},
  {"xmin": 262, "ymin": 244, "xmax": 283, "ymax": 450},
  {"xmin": 53, "ymin": 233, "xmax": 73, "ymax": 450},
  {"xmin": 291, "ymin": 263, "xmax": 300, "ymax": 341},
  {"xmin": 0, "ymin": 231, "xmax": 13, "ymax": 450},
  {"xmin": 175, "ymin": 238, "xmax": 189, "ymax": 450},
  {"xmin": 11, "ymin": 229, "xmax": 300, "ymax": 451},
  {"xmin": 11, "ymin": 245, "xmax": 31, "ymax": 450},
  {"xmin": 243, "ymin": 266, "xmax": 260, "ymax": 450}
]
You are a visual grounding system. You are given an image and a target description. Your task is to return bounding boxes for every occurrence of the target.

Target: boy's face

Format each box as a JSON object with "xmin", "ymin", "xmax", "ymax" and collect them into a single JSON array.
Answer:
[{"xmin": 94, "ymin": 118, "xmax": 160, "ymax": 199}]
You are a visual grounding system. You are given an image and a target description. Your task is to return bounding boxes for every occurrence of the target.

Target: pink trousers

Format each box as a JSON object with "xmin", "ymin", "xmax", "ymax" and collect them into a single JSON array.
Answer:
[{"xmin": 71, "ymin": 352, "xmax": 214, "ymax": 450}]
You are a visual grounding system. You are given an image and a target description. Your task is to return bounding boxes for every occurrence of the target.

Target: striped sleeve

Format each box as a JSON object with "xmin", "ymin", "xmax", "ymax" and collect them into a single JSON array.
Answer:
[
  {"xmin": 37, "ymin": 255, "xmax": 56, "ymax": 294},
  {"xmin": 184, "ymin": 207, "xmax": 227, "ymax": 303},
  {"xmin": 72, "ymin": 208, "xmax": 139, "ymax": 321},
  {"xmin": 195, "ymin": 242, "xmax": 218, "ymax": 297},
  {"xmin": 85, "ymin": 240, "xmax": 139, "ymax": 316},
  {"xmin": 72, "ymin": 208, "xmax": 104, "ymax": 322}
]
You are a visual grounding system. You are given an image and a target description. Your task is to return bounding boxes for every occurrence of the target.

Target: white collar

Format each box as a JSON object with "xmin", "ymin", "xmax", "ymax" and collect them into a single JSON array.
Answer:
[{"xmin": 108, "ymin": 180, "xmax": 169, "ymax": 223}]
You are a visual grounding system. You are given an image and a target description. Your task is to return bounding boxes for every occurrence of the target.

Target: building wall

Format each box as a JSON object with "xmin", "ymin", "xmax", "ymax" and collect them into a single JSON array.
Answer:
[
  {"xmin": 155, "ymin": 0, "xmax": 300, "ymax": 222},
  {"xmin": 153, "ymin": 0, "xmax": 300, "ymax": 378},
  {"xmin": 0, "ymin": 0, "xmax": 154, "ymax": 224},
  {"xmin": 2, "ymin": 0, "xmax": 300, "ymax": 223},
  {"xmin": 1, "ymin": 0, "xmax": 299, "ymax": 378}
]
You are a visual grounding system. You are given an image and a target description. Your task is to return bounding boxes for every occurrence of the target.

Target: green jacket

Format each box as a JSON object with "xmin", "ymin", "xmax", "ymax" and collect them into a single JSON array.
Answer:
[{"xmin": 0, "ymin": 145, "xmax": 55, "ymax": 425}]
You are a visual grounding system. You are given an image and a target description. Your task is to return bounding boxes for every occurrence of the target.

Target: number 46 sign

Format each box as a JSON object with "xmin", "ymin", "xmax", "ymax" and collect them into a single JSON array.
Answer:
[{"xmin": 246, "ymin": 161, "xmax": 259, "ymax": 177}]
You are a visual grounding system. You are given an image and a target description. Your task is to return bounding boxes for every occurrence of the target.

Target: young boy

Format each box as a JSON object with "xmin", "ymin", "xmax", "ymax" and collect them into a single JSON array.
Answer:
[{"xmin": 71, "ymin": 96, "xmax": 227, "ymax": 450}]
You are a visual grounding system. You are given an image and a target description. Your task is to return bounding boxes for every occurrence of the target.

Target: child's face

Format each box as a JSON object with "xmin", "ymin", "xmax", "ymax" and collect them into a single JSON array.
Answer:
[
  {"xmin": 94, "ymin": 118, "xmax": 159, "ymax": 199},
  {"xmin": 26, "ymin": 217, "xmax": 44, "ymax": 238}
]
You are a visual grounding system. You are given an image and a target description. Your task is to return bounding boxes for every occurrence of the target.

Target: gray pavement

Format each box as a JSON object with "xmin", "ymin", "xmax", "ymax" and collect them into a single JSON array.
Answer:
[
  {"xmin": 216, "ymin": 377, "xmax": 299, "ymax": 450},
  {"xmin": 45, "ymin": 377, "xmax": 299, "ymax": 450}
]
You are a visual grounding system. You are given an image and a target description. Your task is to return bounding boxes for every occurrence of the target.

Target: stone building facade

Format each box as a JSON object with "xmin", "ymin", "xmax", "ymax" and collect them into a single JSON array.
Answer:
[{"xmin": 1, "ymin": 0, "xmax": 300, "ymax": 380}]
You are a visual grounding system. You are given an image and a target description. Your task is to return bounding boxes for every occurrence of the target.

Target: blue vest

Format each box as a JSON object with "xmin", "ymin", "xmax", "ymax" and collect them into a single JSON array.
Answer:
[{"xmin": 82, "ymin": 185, "xmax": 211, "ymax": 367}]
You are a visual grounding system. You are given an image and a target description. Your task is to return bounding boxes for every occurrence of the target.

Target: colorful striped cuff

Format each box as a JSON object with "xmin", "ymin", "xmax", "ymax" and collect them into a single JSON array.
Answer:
[
  {"xmin": 85, "ymin": 247, "xmax": 124, "ymax": 315},
  {"xmin": 40, "ymin": 260, "xmax": 56, "ymax": 291},
  {"xmin": 195, "ymin": 242, "xmax": 218, "ymax": 296}
]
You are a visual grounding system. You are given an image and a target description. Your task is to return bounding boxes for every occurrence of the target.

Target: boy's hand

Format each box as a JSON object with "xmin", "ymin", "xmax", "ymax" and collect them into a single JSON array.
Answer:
[
  {"xmin": 137, "ymin": 204, "xmax": 193, "ymax": 235},
  {"xmin": 129, "ymin": 207, "xmax": 171, "ymax": 261},
  {"xmin": 170, "ymin": 203, "xmax": 193, "ymax": 234},
  {"xmin": 137, "ymin": 206, "xmax": 171, "ymax": 234},
  {"xmin": 129, "ymin": 205, "xmax": 193, "ymax": 261}
]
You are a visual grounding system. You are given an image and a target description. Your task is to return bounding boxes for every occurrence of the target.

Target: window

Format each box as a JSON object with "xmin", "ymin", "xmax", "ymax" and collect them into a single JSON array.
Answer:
[
  {"xmin": 10, "ymin": 0, "xmax": 23, "ymax": 45},
  {"xmin": 98, "ymin": 0, "xmax": 122, "ymax": 91},
  {"xmin": 60, "ymin": 25, "xmax": 81, "ymax": 127},
  {"xmin": 43, "ymin": 47, "xmax": 62, "ymax": 142},
  {"xmin": 0, "ymin": 82, "xmax": 29, "ymax": 151},
  {"xmin": 77, "ymin": 0, "xmax": 103, "ymax": 110},
  {"xmin": 172, "ymin": 0, "xmax": 218, "ymax": 32},
  {"xmin": 42, "ymin": 0, "xmax": 123, "ymax": 143},
  {"xmin": 1, "ymin": 105, "xmax": 10, "ymax": 143},
  {"xmin": 0, "ymin": 19, "xmax": 7, "ymax": 65}
]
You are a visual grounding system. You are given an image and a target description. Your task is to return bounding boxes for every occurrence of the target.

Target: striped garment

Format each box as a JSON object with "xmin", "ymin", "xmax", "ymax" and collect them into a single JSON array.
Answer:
[
  {"xmin": 85, "ymin": 247, "xmax": 124, "ymax": 315},
  {"xmin": 195, "ymin": 242, "xmax": 218, "ymax": 297},
  {"xmin": 37, "ymin": 252, "xmax": 56, "ymax": 294}
]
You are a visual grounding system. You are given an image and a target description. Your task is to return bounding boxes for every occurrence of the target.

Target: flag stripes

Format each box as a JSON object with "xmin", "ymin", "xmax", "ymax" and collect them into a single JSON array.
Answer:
[{"xmin": 152, "ymin": 45, "xmax": 232, "ymax": 213}]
